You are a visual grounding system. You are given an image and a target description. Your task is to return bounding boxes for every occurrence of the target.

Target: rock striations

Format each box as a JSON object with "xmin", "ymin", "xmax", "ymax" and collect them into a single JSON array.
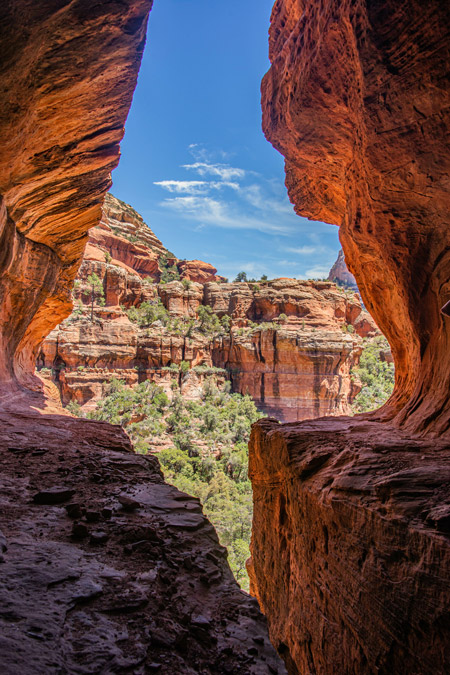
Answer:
[
  {"xmin": 38, "ymin": 195, "xmax": 377, "ymax": 421},
  {"xmin": 249, "ymin": 0, "xmax": 450, "ymax": 673},
  {"xmin": 261, "ymin": 0, "xmax": 450, "ymax": 436},
  {"xmin": 0, "ymin": 0, "xmax": 152, "ymax": 393}
]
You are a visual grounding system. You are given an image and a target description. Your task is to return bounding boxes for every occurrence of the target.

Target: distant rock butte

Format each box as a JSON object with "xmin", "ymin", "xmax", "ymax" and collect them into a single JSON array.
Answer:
[
  {"xmin": 39, "ymin": 196, "xmax": 378, "ymax": 421},
  {"xmin": 328, "ymin": 249, "xmax": 358, "ymax": 292},
  {"xmin": 86, "ymin": 193, "xmax": 224, "ymax": 283}
]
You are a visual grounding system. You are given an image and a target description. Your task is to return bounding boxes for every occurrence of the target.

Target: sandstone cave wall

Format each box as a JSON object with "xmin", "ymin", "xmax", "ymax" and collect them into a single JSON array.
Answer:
[
  {"xmin": 0, "ymin": 0, "xmax": 152, "ymax": 393},
  {"xmin": 262, "ymin": 0, "xmax": 450, "ymax": 436}
]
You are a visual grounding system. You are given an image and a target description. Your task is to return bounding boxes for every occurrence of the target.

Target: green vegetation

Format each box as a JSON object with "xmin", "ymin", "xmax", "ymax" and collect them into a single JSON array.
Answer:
[
  {"xmin": 159, "ymin": 252, "xmax": 180, "ymax": 283},
  {"xmin": 78, "ymin": 377, "xmax": 264, "ymax": 589},
  {"xmin": 352, "ymin": 336, "xmax": 395, "ymax": 412},
  {"xmin": 127, "ymin": 299, "xmax": 170, "ymax": 327},
  {"xmin": 127, "ymin": 300, "xmax": 232, "ymax": 338},
  {"xmin": 86, "ymin": 273, "xmax": 105, "ymax": 321},
  {"xmin": 234, "ymin": 271, "xmax": 248, "ymax": 282}
]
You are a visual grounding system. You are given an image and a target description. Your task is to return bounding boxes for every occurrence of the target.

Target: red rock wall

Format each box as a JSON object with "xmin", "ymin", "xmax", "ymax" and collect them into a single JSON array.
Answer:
[
  {"xmin": 38, "ymin": 195, "xmax": 375, "ymax": 419},
  {"xmin": 249, "ymin": 418, "xmax": 450, "ymax": 674},
  {"xmin": 249, "ymin": 1, "xmax": 450, "ymax": 672},
  {"xmin": 0, "ymin": 0, "xmax": 152, "ymax": 394},
  {"xmin": 262, "ymin": 0, "xmax": 450, "ymax": 436}
]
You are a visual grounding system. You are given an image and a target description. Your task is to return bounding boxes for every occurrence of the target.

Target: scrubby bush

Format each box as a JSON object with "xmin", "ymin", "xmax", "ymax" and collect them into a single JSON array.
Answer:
[
  {"xmin": 87, "ymin": 376, "xmax": 264, "ymax": 590},
  {"xmin": 352, "ymin": 336, "xmax": 395, "ymax": 412},
  {"xmin": 127, "ymin": 299, "xmax": 170, "ymax": 327}
]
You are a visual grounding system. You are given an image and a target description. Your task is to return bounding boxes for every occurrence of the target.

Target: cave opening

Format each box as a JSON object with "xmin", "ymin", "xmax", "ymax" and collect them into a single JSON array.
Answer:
[{"xmin": 0, "ymin": 0, "xmax": 448, "ymax": 672}]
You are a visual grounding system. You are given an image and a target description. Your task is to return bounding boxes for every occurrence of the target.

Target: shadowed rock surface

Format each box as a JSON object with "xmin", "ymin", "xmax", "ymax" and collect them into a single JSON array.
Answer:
[
  {"xmin": 0, "ymin": 398, "xmax": 286, "ymax": 674},
  {"xmin": 249, "ymin": 0, "xmax": 450, "ymax": 672}
]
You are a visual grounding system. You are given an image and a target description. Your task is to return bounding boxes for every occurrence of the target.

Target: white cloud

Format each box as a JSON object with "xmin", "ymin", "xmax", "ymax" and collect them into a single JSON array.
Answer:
[
  {"xmin": 283, "ymin": 245, "xmax": 321, "ymax": 255},
  {"xmin": 159, "ymin": 195, "xmax": 292, "ymax": 235},
  {"xmin": 154, "ymin": 180, "xmax": 208, "ymax": 194},
  {"xmin": 182, "ymin": 161, "xmax": 246, "ymax": 181},
  {"xmin": 154, "ymin": 180, "xmax": 240, "ymax": 194},
  {"xmin": 241, "ymin": 184, "xmax": 294, "ymax": 215}
]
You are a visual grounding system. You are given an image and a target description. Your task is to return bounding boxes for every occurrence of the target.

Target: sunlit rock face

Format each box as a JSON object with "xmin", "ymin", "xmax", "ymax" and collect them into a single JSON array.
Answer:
[
  {"xmin": 0, "ymin": 2, "xmax": 288, "ymax": 672},
  {"xmin": 0, "ymin": 0, "xmax": 152, "ymax": 394},
  {"xmin": 262, "ymin": 0, "xmax": 450, "ymax": 436},
  {"xmin": 250, "ymin": 0, "xmax": 450, "ymax": 672},
  {"xmin": 39, "ymin": 195, "xmax": 376, "ymax": 418}
]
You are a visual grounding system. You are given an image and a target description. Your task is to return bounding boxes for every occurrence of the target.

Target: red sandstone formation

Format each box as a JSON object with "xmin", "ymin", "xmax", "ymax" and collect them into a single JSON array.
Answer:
[
  {"xmin": 39, "ymin": 202, "xmax": 376, "ymax": 420},
  {"xmin": 0, "ymin": 0, "xmax": 152, "ymax": 392},
  {"xmin": 249, "ymin": 0, "xmax": 450, "ymax": 672},
  {"xmin": 178, "ymin": 259, "xmax": 226, "ymax": 284},
  {"xmin": 261, "ymin": 0, "xmax": 450, "ymax": 436},
  {"xmin": 89, "ymin": 193, "xmax": 170, "ymax": 278},
  {"xmin": 0, "ymin": 2, "xmax": 286, "ymax": 671},
  {"xmin": 328, "ymin": 249, "xmax": 358, "ymax": 291},
  {"xmin": 249, "ymin": 418, "xmax": 450, "ymax": 674}
]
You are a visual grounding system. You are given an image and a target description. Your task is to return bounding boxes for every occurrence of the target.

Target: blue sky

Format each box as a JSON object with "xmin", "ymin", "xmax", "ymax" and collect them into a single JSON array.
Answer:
[{"xmin": 111, "ymin": 0, "xmax": 340, "ymax": 281}]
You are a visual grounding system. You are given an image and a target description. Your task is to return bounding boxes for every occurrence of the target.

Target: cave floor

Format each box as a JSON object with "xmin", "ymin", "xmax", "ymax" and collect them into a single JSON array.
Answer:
[{"xmin": 0, "ymin": 402, "xmax": 286, "ymax": 675}]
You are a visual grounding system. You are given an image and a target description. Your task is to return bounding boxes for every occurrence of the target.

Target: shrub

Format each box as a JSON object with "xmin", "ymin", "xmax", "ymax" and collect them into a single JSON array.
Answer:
[
  {"xmin": 127, "ymin": 299, "xmax": 169, "ymax": 327},
  {"xmin": 86, "ymin": 375, "xmax": 265, "ymax": 590},
  {"xmin": 352, "ymin": 336, "xmax": 395, "ymax": 413}
]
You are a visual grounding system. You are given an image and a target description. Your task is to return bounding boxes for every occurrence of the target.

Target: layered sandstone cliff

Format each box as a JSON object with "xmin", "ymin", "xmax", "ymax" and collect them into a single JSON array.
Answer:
[
  {"xmin": 250, "ymin": 0, "xmax": 450, "ymax": 672},
  {"xmin": 39, "ymin": 197, "xmax": 376, "ymax": 421}
]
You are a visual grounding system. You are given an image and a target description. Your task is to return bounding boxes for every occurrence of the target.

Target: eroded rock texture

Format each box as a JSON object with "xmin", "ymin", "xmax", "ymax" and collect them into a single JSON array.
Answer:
[
  {"xmin": 249, "ymin": 418, "xmax": 450, "ymax": 674},
  {"xmin": 262, "ymin": 0, "xmax": 450, "ymax": 436},
  {"xmin": 250, "ymin": 0, "xmax": 450, "ymax": 672},
  {"xmin": 0, "ymin": 0, "xmax": 153, "ymax": 393},
  {"xmin": 0, "ymin": 2, "xmax": 287, "ymax": 672}
]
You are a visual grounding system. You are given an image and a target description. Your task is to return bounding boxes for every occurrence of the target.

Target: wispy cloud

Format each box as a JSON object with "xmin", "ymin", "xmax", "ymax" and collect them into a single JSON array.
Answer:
[
  {"xmin": 159, "ymin": 195, "xmax": 292, "ymax": 235},
  {"xmin": 182, "ymin": 161, "xmax": 246, "ymax": 181},
  {"xmin": 305, "ymin": 264, "xmax": 331, "ymax": 279},
  {"xmin": 283, "ymin": 245, "xmax": 322, "ymax": 255},
  {"xmin": 154, "ymin": 180, "xmax": 240, "ymax": 194}
]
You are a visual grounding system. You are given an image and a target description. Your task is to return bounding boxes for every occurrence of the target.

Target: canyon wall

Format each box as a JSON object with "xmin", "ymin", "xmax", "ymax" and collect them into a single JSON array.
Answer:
[
  {"xmin": 249, "ymin": 0, "xmax": 450, "ymax": 672},
  {"xmin": 39, "ymin": 194, "xmax": 376, "ymax": 421}
]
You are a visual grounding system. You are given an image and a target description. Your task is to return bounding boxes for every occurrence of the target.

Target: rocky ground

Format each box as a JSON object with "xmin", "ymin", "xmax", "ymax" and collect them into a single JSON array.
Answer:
[{"xmin": 0, "ymin": 389, "xmax": 286, "ymax": 675}]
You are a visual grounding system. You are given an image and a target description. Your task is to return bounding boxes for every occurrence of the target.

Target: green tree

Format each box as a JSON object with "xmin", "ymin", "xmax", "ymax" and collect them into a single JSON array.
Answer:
[
  {"xmin": 234, "ymin": 271, "xmax": 248, "ymax": 282},
  {"xmin": 86, "ymin": 273, "xmax": 104, "ymax": 322}
]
